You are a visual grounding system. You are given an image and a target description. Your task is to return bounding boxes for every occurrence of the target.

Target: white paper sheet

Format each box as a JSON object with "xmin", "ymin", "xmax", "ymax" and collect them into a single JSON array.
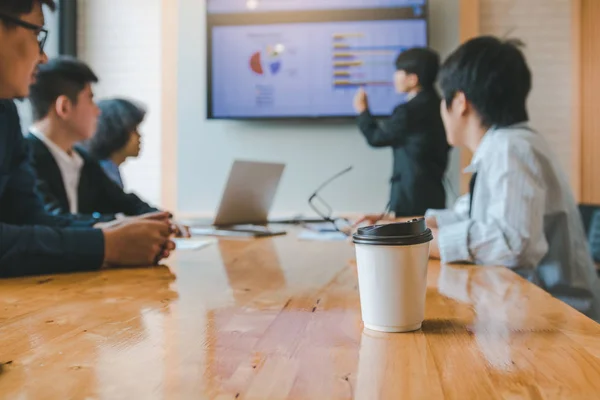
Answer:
[
  {"xmin": 297, "ymin": 229, "xmax": 348, "ymax": 241},
  {"xmin": 173, "ymin": 238, "xmax": 216, "ymax": 251}
]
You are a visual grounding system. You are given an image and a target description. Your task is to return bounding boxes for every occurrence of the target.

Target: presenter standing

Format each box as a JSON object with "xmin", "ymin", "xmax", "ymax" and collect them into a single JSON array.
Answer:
[{"xmin": 354, "ymin": 47, "xmax": 450, "ymax": 217}]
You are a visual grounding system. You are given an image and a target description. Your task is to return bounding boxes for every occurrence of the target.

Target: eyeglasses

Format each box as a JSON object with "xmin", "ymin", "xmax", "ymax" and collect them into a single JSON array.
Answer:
[
  {"xmin": 0, "ymin": 13, "xmax": 48, "ymax": 54},
  {"xmin": 308, "ymin": 166, "xmax": 353, "ymax": 235}
]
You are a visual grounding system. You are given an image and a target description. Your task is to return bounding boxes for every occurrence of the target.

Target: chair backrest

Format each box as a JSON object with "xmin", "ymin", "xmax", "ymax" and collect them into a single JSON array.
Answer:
[
  {"xmin": 579, "ymin": 204, "xmax": 598, "ymax": 236},
  {"xmin": 547, "ymin": 284, "xmax": 594, "ymax": 314},
  {"xmin": 578, "ymin": 204, "xmax": 600, "ymax": 263}
]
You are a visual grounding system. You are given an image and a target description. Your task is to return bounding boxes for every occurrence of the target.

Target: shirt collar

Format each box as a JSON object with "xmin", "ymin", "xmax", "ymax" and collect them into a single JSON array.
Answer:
[
  {"xmin": 30, "ymin": 127, "xmax": 84, "ymax": 168},
  {"xmin": 406, "ymin": 92, "xmax": 418, "ymax": 101},
  {"xmin": 102, "ymin": 159, "xmax": 119, "ymax": 170},
  {"xmin": 464, "ymin": 122, "xmax": 530, "ymax": 173}
]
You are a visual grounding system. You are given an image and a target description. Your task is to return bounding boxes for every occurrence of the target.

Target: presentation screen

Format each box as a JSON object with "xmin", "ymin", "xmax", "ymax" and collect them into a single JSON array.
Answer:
[{"xmin": 207, "ymin": 0, "xmax": 428, "ymax": 119}]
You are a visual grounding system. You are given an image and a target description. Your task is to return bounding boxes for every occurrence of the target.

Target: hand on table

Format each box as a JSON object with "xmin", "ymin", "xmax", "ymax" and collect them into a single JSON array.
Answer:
[
  {"xmin": 171, "ymin": 221, "xmax": 191, "ymax": 238},
  {"xmin": 425, "ymin": 216, "xmax": 438, "ymax": 229},
  {"xmin": 95, "ymin": 211, "xmax": 190, "ymax": 238},
  {"xmin": 130, "ymin": 212, "xmax": 190, "ymax": 238},
  {"xmin": 101, "ymin": 218, "xmax": 175, "ymax": 268},
  {"xmin": 353, "ymin": 213, "xmax": 396, "ymax": 228}
]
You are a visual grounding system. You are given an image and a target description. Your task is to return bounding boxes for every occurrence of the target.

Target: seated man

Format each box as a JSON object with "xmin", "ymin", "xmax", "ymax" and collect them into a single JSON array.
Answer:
[
  {"xmin": 430, "ymin": 37, "xmax": 600, "ymax": 318},
  {"xmin": 27, "ymin": 56, "xmax": 183, "ymax": 230},
  {"xmin": 0, "ymin": 0, "xmax": 175, "ymax": 277},
  {"xmin": 358, "ymin": 37, "xmax": 600, "ymax": 319}
]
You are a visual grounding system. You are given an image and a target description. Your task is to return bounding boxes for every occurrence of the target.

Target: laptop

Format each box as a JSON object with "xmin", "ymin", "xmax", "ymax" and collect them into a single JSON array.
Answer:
[{"xmin": 189, "ymin": 160, "xmax": 286, "ymax": 237}]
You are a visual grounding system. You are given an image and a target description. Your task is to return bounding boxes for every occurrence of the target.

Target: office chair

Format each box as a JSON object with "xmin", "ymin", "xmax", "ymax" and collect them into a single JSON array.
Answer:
[
  {"xmin": 578, "ymin": 204, "xmax": 600, "ymax": 266},
  {"xmin": 538, "ymin": 204, "xmax": 600, "ymax": 315}
]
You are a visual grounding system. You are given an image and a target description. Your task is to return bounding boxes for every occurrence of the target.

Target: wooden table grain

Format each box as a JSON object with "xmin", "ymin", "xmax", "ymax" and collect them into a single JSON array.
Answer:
[{"xmin": 2, "ymin": 230, "xmax": 600, "ymax": 399}]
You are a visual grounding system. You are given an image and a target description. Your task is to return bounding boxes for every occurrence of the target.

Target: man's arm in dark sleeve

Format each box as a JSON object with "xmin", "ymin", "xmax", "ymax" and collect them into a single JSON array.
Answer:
[
  {"xmin": 357, "ymin": 105, "xmax": 410, "ymax": 148},
  {"xmin": 0, "ymin": 103, "xmax": 105, "ymax": 277},
  {"xmin": 0, "ymin": 223, "xmax": 105, "ymax": 277}
]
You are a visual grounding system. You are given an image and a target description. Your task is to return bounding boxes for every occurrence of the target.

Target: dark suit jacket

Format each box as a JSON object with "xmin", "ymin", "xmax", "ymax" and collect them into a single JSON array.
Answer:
[
  {"xmin": 358, "ymin": 88, "xmax": 450, "ymax": 216},
  {"xmin": 26, "ymin": 133, "xmax": 158, "ymax": 221},
  {"xmin": 0, "ymin": 100, "xmax": 104, "ymax": 277}
]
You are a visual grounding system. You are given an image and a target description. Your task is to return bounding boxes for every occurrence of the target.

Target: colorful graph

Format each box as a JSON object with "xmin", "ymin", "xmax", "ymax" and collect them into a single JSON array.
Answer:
[
  {"xmin": 249, "ymin": 44, "xmax": 284, "ymax": 76},
  {"xmin": 331, "ymin": 32, "xmax": 406, "ymax": 88}
]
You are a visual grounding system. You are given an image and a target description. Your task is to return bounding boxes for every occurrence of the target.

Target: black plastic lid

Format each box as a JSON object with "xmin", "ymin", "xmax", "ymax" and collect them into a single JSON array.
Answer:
[{"xmin": 352, "ymin": 218, "xmax": 433, "ymax": 246}]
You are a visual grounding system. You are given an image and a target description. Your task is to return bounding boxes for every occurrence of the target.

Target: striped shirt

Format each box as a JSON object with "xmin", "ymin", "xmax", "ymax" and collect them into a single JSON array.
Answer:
[{"xmin": 426, "ymin": 123, "xmax": 600, "ymax": 319}]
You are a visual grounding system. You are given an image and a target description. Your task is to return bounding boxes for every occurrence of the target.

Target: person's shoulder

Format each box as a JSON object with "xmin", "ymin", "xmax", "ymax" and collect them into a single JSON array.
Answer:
[
  {"xmin": 402, "ymin": 89, "xmax": 441, "ymax": 116},
  {"xmin": 421, "ymin": 87, "xmax": 442, "ymax": 100},
  {"xmin": 0, "ymin": 99, "xmax": 17, "ymax": 114},
  {"xmin": 75, "ymin": 146, "xmax": 114, "ymax": 176},
  {"xmin": 484, "ymin": 125, "xmax": 546, "ymax": 165},
  {"xmin": 392, "ymin": 93, "xmax": 429, "ymax": 113},
  {"xmin": 411, "ymin": 88, "xmax": 441, "ymax": 104},
  {"xmin": 24, "ymin": 132, "xmax": 38, "ymax": 144},
  {"xmin": 490, "ymin": 125, "xmax": 539, "ymax": 149},
  {"xmin": 25, "ymin": 133, "xmax": 51, "ymax": 158},
  {"xmin": 0, "ymin": 100, "xmax": 19, "ymax": 130},
  {"xmin": 74, "ymin": 145, "xmax": 101, "ymax": 166}
]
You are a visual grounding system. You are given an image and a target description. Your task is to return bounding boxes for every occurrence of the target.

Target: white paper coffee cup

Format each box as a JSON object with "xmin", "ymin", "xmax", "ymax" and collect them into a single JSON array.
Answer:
[{"xmin": 353, "ymin": 219, "xmax": 433, "ymax": 333}]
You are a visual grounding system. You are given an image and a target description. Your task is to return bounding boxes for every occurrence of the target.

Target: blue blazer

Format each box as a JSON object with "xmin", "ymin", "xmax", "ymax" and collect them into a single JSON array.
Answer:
[{"xmin": 0, "ymin": 100, "xmax": 104, "ymax": 277}]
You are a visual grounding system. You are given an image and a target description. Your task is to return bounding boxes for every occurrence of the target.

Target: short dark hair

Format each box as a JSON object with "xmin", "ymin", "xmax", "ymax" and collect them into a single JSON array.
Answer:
[
  {"xmin": 85, "ymin": 98, "xmax": 147, "ymax": 160},
  {"xmin": 0, "ymin": 0, "xmax": 56, "ymax": 17},
  {"xmin": 395, "ymin": 47, "xmax": 440, "ymax": 89},
  {"xmin": 438, "ymin": 36, "xmax": 532, "ymax": 128},
  {"xmin": 29, "ymin": 56, "xmax": 99, "ymax": 121}
]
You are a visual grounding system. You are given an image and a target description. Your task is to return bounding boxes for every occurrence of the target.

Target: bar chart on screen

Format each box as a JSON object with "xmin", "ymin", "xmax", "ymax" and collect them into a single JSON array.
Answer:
[{"xmin": 332, "ymin": 32, "xmax": 406, "ymax": 90}]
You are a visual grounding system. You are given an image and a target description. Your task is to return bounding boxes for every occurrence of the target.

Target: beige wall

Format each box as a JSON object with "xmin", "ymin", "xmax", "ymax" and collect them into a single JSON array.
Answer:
[
  {"xmin": 480, "ymin": 0, "xmax": 576, "ymax": 184},
  {"xmin": 459, "ymin": 0, "xmax": 581, "ymax": 197},
  {"xmin": 77, "ymin": 0, "xmax": 163, "ymax": 207}
]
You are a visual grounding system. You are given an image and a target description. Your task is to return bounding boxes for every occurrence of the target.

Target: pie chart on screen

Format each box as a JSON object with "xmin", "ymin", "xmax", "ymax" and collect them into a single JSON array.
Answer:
[
  {"xmin": 249, "ymin": 45, "xmax": 283, "ymax": 76},
  {"xmin": 250, "ymin": 52, "xmax": 264, "ymax": 74}
]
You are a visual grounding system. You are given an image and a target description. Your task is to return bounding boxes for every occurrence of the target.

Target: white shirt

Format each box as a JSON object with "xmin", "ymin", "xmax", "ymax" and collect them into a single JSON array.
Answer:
[
  {"xmin": 426, "ymin": 123, "xmax": 600, "ymax": 319},
  {"xmin": 30, "ymin": 129, "xmax": 84, "ymax": 214}
]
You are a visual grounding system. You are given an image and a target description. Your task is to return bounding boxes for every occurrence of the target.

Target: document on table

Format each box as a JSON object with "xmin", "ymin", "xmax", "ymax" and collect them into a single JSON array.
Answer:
[
  {"xmin": 297, "ymin": 229, "xmax": 348, "ymax": 241},
  {"xmin": 173, "ymin": 238, "xmax": 216, "ymax": 251}
]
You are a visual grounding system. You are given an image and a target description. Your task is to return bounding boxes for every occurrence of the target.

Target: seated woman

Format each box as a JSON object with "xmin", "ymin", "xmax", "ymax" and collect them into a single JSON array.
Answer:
[{"xmin": 85, "ymin": 98, "xmax": 145, "ymax": 189}]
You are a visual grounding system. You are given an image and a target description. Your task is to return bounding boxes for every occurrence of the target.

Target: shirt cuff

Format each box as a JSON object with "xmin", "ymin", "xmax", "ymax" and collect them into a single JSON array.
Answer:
[
  {"xmin": 438, "ymin": 220, "xmax": 473, "ymax": 264},
  {"xmin": 425, "ymin": 209, "xmax": 462, "ymax": 228}
]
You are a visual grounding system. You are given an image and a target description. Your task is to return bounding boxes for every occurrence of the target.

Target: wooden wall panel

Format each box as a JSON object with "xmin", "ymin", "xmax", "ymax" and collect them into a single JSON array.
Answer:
[
  {"xmin": 580, "ymin": 0, "xmax": 600, "ymax": 203},
  {"xmin": 571, "ymin": 0, "xmax": 582, "ymax": 201}
]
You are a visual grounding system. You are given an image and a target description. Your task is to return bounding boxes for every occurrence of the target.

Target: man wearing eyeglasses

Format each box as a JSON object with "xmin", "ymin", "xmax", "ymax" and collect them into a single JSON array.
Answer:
[{"xmin": 0, "ymin": 0, "xmax": 176, "ymax": 277}]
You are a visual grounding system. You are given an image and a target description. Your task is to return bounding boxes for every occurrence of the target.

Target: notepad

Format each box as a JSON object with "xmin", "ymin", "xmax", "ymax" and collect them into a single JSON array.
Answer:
[
  {"xmin": 173, "ymin": 238, "xmax": 216, "ymax": 251},
  {"xmin": 298, "ymin": 229, "xmax": 348, "ymax": 241}
]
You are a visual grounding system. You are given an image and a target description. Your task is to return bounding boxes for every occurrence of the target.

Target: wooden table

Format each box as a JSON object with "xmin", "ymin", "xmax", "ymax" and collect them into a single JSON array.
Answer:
[{"xmin": 2, "ymin": 230, "xmax": 600, "ymax": 399}]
